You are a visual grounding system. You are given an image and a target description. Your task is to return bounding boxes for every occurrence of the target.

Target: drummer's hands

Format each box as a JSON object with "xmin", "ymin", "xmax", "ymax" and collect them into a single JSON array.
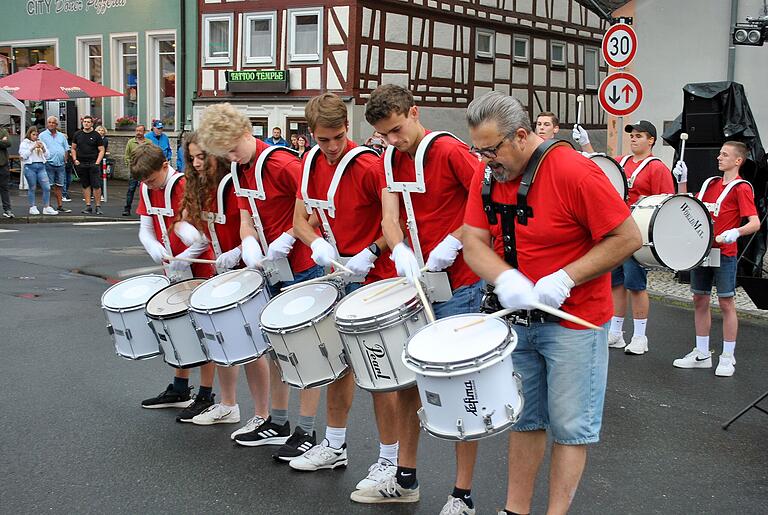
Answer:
[
  {"xmin": 241, "ymin": 236, "xmax": 264, "ymax": 269},
  {"xmin": 145, "ymin": 240, "xmax": 167, "ymax": 264},
  {"xmin": 391, "ymin": 242, "xmax": 422, "ymax": 285},
  {"xmin": 167, "ymin": 257, "xmax": 191, "ymax": 273},
  {"xmin": 174, "ymin": 221, "xmax": 206, "ymax": 246},
  {"xmin": 718, "ymin": 228, "xmax": 740, "ymax": 244},
  {"xmin": 673, "ymin": 161, "xmax": 688, "ymax": 184},
  {"xmin": 346, "ymin": 247, "xmax": 377, "ymax": 276},
  {"xmin": 533, "ymin": 269, "xmax": 575, "ymax": 309},
  {"xmin": 266, "ymin": 232, "xmax": 296, "ymax": 261},
  {"xmin": 494, "ymin": 269, "xmax": 537, "ymax": 310},
  {"xmin": 572, "ymin": 124, "xmax": 590, "ymax": 146},
  {"xmin": 216, "ymin": 247, "xmax": 242, "ymax": 274},
  {"xmin": 310, "ymin": 237, "xmax": 338, "ymax": 267},
  {"xmin": 426, "ymin": 234, "xmax": 462, "ymax": 272}
]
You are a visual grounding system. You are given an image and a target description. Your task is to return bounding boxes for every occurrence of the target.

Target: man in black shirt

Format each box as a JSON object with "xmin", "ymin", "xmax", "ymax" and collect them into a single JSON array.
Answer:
[{"xmin": 71, "ymin": 115, "xmax": 105, "ymax": 214}]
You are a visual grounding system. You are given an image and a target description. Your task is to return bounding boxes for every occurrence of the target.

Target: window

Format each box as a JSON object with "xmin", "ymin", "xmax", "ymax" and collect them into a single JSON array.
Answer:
[
  {"xmin": 77, "ymin": 38, "xmax": 102, "ymax": 123},
  {"xmin": 115, "ymin": 37, "xmax": 139, "ymax": 120},
  {"xmin": 288, "ymin": 8, "xmax": 322, "ymax": 63},
  {"xmin": 513, "ymin": 36, "xmax": 529, "ymax": 63},
  {"xmin": 551, "ymin": 41, "xmax": 566, "ymax": 67},
  {"xmin": 584, "ymin": 47, "xmax": 599, "ymax": 90},
  {"xmin": 203, "ymin": 14, "xmax": 233, "ymax": 65},
  {"xmin": 476, "ymin": 29, "xmax": 495, "ymax": 59},
  {"xmin": 244, "ymin": 12, "xmax": 276, "ymax": 65},
  {"xmin": 148, "ymin": 34, "xmax": 176, "ymax": 129}
]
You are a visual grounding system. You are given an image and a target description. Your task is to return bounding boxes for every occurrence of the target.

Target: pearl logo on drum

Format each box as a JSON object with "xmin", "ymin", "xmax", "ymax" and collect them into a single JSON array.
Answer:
[
  {"xmin": 363, "ymin": 342, "xmax": 392, "ymax": 380},
  {"xmin": 680, "ymin": 202, "xmax": 705, "ymax": 239},
  {"xmin": 463, "ymin": 380, "xmax": 479, "ymax": 416}
]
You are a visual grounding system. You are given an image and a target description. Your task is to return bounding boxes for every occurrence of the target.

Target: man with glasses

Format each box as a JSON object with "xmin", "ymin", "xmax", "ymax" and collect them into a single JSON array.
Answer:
[
  {"xmin": 39, "ymin": 116, "xmax": 71, "ymax": 213},
  {"xmin": 71, "ymin": 115, "xmax": 105, "ymax": 215}
]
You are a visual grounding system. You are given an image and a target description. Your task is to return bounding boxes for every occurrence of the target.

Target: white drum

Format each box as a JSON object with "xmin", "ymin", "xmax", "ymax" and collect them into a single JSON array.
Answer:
[
  {"xmin": 188, "ymin": 269, "xmax": 271, "ymax": 366},
  {"xmin": 335, "ymin": 278, "xmax": 427, "ymax": 391},
  {"xmin": 631, "ymin": 194, "xmax": 713, "ymax": 271},
  {"xmin": 146, "ymin": 279, "xmax": 209, "ymax": 369},
  {"xmin": 101, "ymin": 274, "xmax": 170, "ymax": 360},
  {"xmin": 260, "ymin": 281, "xmax": 347, "ymax": 389},
  {"xmin": 588, "ymin": 153, "xmax": 628, "ymax": 200},
  {"xmin": 403, "ymin": 314, "xmax": 523, "ymax": 441}
]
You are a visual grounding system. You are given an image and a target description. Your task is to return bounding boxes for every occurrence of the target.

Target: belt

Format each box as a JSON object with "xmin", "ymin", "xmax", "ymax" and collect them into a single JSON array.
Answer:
[{"xmin": 505, "ymin": 309, "xmax": 560, "ymax": 327}]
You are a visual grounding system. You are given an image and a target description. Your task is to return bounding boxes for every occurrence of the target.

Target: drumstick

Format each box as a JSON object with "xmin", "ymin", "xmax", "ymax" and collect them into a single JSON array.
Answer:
[
  {"xmin": 453, "ymin": 308, "xmax": 516, "ymax": 331},
  {"xmin": 576, "ymin": 95, "xmax": 585, "ymax": 127},
  {"xmin": 414, "ymin": 278, "xmax": 436, "ymax": 323},
  {"xmin": 363, "ymin": 266, "xmax": 430, "ymax": 302},
  {"xmin": 330, "ymin": 259, "xmax": 354, "ymax": 275},
  {"xmin": 453, "ymin": 303, "xmax": 601, "ymax": 331},
  {"xmin": 163, "ymin": 255, "xmax": 217, "ymax": 265},
  {"xmin": 679, "ymin": 132, "xmax": 688, "ymax": 162},
  {"xmin": 117, "ymin": 264, "xmax": 165, "ymax": 278},
  {"xmin": 280, "ymin": 270, "xmax": 346, "ymax": 291}
]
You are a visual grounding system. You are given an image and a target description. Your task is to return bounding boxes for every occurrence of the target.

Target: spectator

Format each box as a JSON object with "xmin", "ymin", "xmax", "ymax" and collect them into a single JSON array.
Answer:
[
  {"xmin": 19, "ymin": 126, "xmax": 57, "ymax": 215},
  {"xmin": 71, "ymin": 115, "xmax": 105, "ymax": 215},
  {"xmin": 175, "ymin": 130, "xmax": 186, "ymax": 172},
  {"xmin": 63, "ymin": 148, "xmax": 74, "ymax": 202},
  {"xmin": 265, "ymin": 126, "xmax": 289, "ymax": 147},
  {"xmin": 96, "ymin": 125, "xmax": 110, "ymax": 154},
  {"xmin": 0, "ymin": 125, "xmax": 13, "ymax": 218},
  {"xmin": 33, "ymin": 108, "xmax": 45, "ymax": 130},
  {"xmin": 296, "ymin": 134, "xmax": 310, "ymax": 159},
  {"xmin": 290, "ymin": 133, "xmax": 298, "ymax": 150},
  {"xmin": 39, "ymin": 116, "xmax": 71, "ymax": 213},
  {"xmin": 146, "ymin": 120, "xmax": 173, "ymax": 160},
  {"xmin": 363, "ymin": 131, "xmax": 387, "ymax": 155},
  {"xmin": 123, "ymin": 123, "xmax": 148, "ymax": 216}
]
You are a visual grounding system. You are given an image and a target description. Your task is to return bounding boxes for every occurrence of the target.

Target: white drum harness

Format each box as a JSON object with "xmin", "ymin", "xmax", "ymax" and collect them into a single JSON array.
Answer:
[
  {"xmin": 696, "ymin": 176, "xmax": 752, "ymax": 217},
  {"xmin": 201, "ymin": 173, "xmax": 234, "ymax": 257},
  {"xmin": 619, "ymin": 155, "xmax": 662, "ymax": 189}
]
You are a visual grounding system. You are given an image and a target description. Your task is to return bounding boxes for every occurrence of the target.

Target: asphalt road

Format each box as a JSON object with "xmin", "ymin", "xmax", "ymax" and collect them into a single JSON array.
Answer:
[{"xmin": 1, "ymin": 222, "xmax": 767, "ymax": 514}]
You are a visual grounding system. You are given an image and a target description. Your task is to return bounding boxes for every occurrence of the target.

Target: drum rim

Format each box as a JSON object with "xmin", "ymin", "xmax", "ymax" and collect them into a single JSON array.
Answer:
[
  {"xmin": 188, "ymin": 286, "xmax": 268, "ymax": 314},
  {"xmin": 259, "ymin": 281, "xmax": 342, "ymax": 332},
  {"xmin": 101, "ymin": 274, "xmax": 171, "ymax": 311},
  {"xmin": 145, "ymin": 279, "xmax": 205, "ymax": 319},
  {"xmin": 588, "ymin": 153, "xmax": 628, "ymax": 201},
  {"xmin": 335, "ymin": 297, "xmax": 423, "ymax": 333},
  {"xmin": 188, "ymin": 269, "xmax": 266, "ymax": 311}
]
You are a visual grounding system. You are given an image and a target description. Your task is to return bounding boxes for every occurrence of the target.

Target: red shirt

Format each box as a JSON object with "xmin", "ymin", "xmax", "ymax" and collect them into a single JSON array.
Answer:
[
  {"xmin": 465, "ymin": 147, "xmax": 631, "ymax": 329},
  {"xmin": 236, "ymin": 138, "xmax": 314, "ymax": 274},
  {"xmin": 378, "ymin": 132, "xmax": 483, "ymax": 289},
  {"xmin": 298, "ymin": 139, "xmax": 395, "ymax": 283},
  {"xmin": 697, "ymin": 176, "xmax": 757, "ymax": 257},
  {"xmin": 137, "ymin": 174, "xmax": 215, "ymax": 278},
  {"xmin": 620, "ymin": 155, "xmax": 675, "ymax": 206},
  {"xmin": 203, "ymin": 176, "xmax": 241, "ymax": 256}
]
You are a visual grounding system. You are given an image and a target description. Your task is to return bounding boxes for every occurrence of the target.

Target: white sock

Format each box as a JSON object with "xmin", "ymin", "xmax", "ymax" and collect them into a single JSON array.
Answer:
[
  {"xmin": 696, "ymin": 335, "xmax": 710, "ymax": 355},
  {"xmin": 633, "ymin": 318, "xmax": 647, "ymax": 338},
  {"xmin": 723, "ymin": 340, "xmax": 736, "ymax": 356},
  {"xmin": 379, "ymin": 441, "xmax": 399, "ymax": 466},
  {"xmin": 609, "ymin": 316, "xmax": 624, "ymax": 335},
  {"xmin": 325, "ymin": 426, "xmax": 346, "ymax": 449}
]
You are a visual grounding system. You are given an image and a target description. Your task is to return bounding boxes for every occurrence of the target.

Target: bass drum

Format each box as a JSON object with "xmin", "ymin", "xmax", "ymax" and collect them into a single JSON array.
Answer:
[{"xmin": 587, "ymin": 153, "xmax": 628, "ymax": 201}]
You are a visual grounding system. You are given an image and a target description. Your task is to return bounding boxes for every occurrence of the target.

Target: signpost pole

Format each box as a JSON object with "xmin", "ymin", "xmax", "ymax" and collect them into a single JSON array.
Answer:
[{"xmin": 616, "ymin": 116, "xmax": 623, "ymax": 156}]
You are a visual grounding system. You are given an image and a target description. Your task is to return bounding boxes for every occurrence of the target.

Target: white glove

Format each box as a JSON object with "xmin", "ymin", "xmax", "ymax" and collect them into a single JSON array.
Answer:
[
  {"xmin": 266, "ymin": 232, "xmax": 296, "ymax": 261},
  {"xmin": 672, "ymin": 161, "xmax": 688, "ymax": 184},
  {"xmin": 174, "ymin": 221, "xmax": 205, "ymax": 246},
  {"xmin": 310, "ymin": 238, "xmax": 338, "ymax": 267},
  {"xmin": 533, "ymin": 269, "xmax": 575, "ymax": 309},
  {"xmin": 572, "ymin": 125, "xmax": 590, "ymax": 146},
  {"xmin": 390, "ymin": 242, "xmax": 422, "ymax": 285},
  {"xmin": 241, "ymin": 236, "xmax": 264, "ymax": 269},
  {"xmin": 494, "ymin": 269, "xmax": 538, "ymax": 311},
  {"xmin": 167, "ymin": 257, "xmax": 192, "ymax": 273},
  {"xmin": 215, "ymin": 247, "xmax": 242, "ymax": 273},
  {"xmin": 718, "ymin": 228, "xmax": 740, "ymax": 244},
  {"xmin": 145, "ymin": 239, "xmax": 167, "ymax": 264},
  {"xmin": 345, "ymin": 247, "xmax": 377, "ymax": 277},
  {"xmin": 426, "ymin": 234, "xmax": 463, "ymax": 272}
]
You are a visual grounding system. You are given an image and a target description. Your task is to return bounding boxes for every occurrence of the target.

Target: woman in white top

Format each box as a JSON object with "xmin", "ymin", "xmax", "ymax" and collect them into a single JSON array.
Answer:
[{"xmin": 19, "ymin": 126, "xmax": 57, "ymax": 215}]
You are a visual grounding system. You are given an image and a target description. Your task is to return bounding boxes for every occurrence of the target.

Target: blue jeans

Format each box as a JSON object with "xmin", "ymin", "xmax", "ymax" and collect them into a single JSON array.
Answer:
[
  {"xmin": 433, "ymin": 280, "xmax": 484, "ymax": 319},
  {"xmin": 611, "ymin": 257, "xmax": 647, "ymax": 291},
  {"xmin": 45, "ymin": 163, "xmax": 65, "ymax": 187},
  {"xmin": 23, "ymin": 163, "xmax": 50, "ymax": 207},
  {"xmin": 690, "ymin": 255, "xmax": 737, "ymax": 297},
  {"xmin": 124, "ymin": 178, "xmax": 139, "ymax": 211},
  {"xmin": 266, "ymin": 264, "xmax": 324, "ymax": 297},
  {"xmin": 511, "ymin": 322, "xmax": 609, "ymax": 444}
]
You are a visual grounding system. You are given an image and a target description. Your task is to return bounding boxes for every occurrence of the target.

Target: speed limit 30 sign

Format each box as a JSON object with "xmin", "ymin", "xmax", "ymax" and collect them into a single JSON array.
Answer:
[{"xmin": 602, "ymin": 23, "xmax": 637, "ymax": 69}]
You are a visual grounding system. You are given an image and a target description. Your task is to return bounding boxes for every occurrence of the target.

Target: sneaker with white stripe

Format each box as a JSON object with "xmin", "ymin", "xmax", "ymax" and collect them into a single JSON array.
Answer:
[
  {"xmin": 355, "ymin": 458, "xmax": 396, "ymax": 489},
  {"xmin": 273, "ymin": 426, "xmax": 316, "ymax": 462},
  {"xmin": 233, "ymin": 416, "xmax": 290, "ymax": 447},
  {"xmin": 350, "ymin": 475, "xmax": 420, "ymax": 504}
]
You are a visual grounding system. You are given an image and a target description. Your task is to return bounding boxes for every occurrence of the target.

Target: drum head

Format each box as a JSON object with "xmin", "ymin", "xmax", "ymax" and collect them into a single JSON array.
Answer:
[
  {"xmin": 101, "ymin": 274, "xmax": 170, "ymax": 310},
  {"xmin": 261, "ymin": 282, "xmax": 339, "ymax": 329},
  {"xmin": 189, "ymin": 269, "xmax": 264, "ymax": 310},
  {"xmin": 146, "ymin": 279, "xmax": 205, "ymax": 318},
  {"xmin": 589, "ymin": 154, "xmax": 628, "ymax": 199},
  {"xmin": 335, "ymin": 278, "xmax": 416, "ymax": 321},
  {"xmin": 650, "ymin": 194, "xmax": 713, "ymax": 270},
  {"xmin": 407, "ymin": 314, "xmax": 511, "ymax": 365}
]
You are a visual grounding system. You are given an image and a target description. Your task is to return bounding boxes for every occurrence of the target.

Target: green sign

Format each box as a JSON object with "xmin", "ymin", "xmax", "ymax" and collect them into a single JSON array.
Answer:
[
  {"xmin": 227, "ymin": 70, "xmax": 287, "ymax": 82},
  {"xmin": 226, "ymin": 70, "xmax": 290, "ymax": 94}
]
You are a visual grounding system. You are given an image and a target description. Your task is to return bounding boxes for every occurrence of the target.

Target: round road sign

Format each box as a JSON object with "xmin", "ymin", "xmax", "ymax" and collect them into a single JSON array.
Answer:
[
  {"xmin": 598, "ymin": 72, "xmax": 643, "ymax": 117},
  {"xmin": 602, "ymin": 23, "xmax": 638, "ymax": 69}
]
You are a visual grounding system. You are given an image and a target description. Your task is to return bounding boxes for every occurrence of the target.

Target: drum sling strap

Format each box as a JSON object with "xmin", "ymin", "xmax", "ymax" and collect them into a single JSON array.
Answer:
[
  {"xmin": 696, "ymin": 176, "xmax": 752, "ymax": 217},
  {"xmin": 619, "ymin": 155, "xmax": 661, "ymax": 189},
  {"xmin": 201, "ymin": 173, "xmax": 233, "ymax": 257}
]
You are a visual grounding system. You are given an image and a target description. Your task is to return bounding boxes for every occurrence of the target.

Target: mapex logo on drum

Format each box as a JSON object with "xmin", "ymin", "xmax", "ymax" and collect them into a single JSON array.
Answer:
[
  {"xmin": 680, "ymin": 202, "xmax": 705, "ymax": 239},
  {"xmin": 463, "ymin": 380, "xmax": 479, "ymax": 416},
  {"xmin": 363, "ymin": 343, "xmax": 391, "ymax": 380}
]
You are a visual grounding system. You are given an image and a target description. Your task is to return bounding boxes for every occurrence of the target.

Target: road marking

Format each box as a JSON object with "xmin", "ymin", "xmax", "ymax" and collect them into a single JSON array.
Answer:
[
  {"xmin": 72, "ymin": 221, "xmax": 140, "ymax": 226},
  {"xmin": 0, "ymin": 229, "xmax": 19, "ymax": 233}
]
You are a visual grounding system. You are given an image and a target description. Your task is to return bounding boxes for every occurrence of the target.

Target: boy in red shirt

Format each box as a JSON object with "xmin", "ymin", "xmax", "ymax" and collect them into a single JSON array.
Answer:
[{"xmin": 672, "ymin": 141, "xmax": 759, "ymax": 376}]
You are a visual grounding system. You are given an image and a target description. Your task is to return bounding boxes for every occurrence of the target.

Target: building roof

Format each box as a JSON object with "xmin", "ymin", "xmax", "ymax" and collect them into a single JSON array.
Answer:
[{"xmin": 577, "ymin": 0, "xmax": 632, "ymax": 19}]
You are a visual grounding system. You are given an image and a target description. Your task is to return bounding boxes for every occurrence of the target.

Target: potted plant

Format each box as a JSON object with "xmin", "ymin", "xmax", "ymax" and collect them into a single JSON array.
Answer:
[{"xmin": 115, "ymin": 115, "xmax": 137, "ymax": 131}]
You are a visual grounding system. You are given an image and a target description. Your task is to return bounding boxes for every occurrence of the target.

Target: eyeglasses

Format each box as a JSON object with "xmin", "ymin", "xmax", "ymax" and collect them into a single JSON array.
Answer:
[{"xmin": 469, "ymin": 137, "xmax": 507, "ymax": 159}]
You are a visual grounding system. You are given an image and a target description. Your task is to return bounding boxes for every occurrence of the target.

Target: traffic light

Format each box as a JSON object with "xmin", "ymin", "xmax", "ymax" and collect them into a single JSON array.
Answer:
[{"xmin": 733, "ymin": 19, "xmax": 768, "ymax": 46}]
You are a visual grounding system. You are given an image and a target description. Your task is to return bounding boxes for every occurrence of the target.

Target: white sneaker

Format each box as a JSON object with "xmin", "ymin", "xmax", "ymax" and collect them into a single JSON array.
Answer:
[
  {"xmin": 289, "ymin": 438, "xmax": 347, "ymax": 471},
  {"xmin": 42, "ymin": 206, "xmax": 58, "ymax": 215},
  {"xmin": 29, "ymin": 206, "xmax": 40, "ymax": 215},
  {"xmin": 440, "ymin": 495, "xmax": 476, "ymax": 514},
  {"xmin": 624, "ymin": 335, "xmax": 648, "ymax": 355},
  {"xmin": 350, "ymin": 475, "xmax": 420, "ymax": 504},
  {"xmin": 355, "ymin": 458, "xmax": 397, "ymax": 489},
  {"xmin": 673, "ymin": 348, "xmax": 712, "ymax": 369},
  {"xmin": 191, "ymin": 403, "xmax": 240, "ymax": 425},
  {"xmin": 715, "ymin": 353, "xmax": 736, "ymax": 377},
  {"xmin": 229, "ymin": 415, "xmax": 265, "ymax": 440},
  {"xmin": 608, "ymin": 331, "xmax": 626, "ymax": 349}
]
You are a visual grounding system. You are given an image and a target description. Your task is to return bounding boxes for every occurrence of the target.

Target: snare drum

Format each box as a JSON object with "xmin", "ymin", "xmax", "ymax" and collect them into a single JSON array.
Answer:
[
  {"xmin": 403, "ymin": 314, "xmax": 523, "ymax": 441},
  {"xmin": 631, "ymin": 194, "xmax": 713, "ymax": 271},
  {"xmin": 101, "ymin": 274, "xmax": 170, "ymax": 360},
  {"xmin": 260, "ymin": 281, "xmax": 347, "ymax": 389},
  {"xmin": 188, "ymin": 269, "xmax": 271, "ymax": 366},
  {"xmin": 588, "ymin": 153, "xmax": 628, "ymax": 200},
  {"xmin": 146, "ymin": 279, "xmax": 209, "ymax": 369},
  {"xmin": 335, "ymin": 278, "xmax": 427, "ymax": 391}
]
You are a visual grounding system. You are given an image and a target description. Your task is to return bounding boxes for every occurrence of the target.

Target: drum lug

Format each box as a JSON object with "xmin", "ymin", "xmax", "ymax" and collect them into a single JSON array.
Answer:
[
  {"xmin": 456, "ymin": 418, "xmax": 466, "ymax": 439},
  {"xmin": 195, "ymin": 327, "xmax": 205, "ymax": 341},
  {"xmin": 339, "ymin": 349, "xmax": 349, "ymax": 367},
  {"xmin": 216, "ymin": 332, "xmax": 224, "ymax": 344},
  {"xmin": 505, "ymin": 403, "xmax": 516, "ymax": 422},
  {"xmin": 106, "ymin": 323, "xmax": 114, "ymax": 335},
  {"xmin": 289, "ymin": 352, "xmax": 298, "ymax": 367},
  {"xmin": 125, "ymin": 328, "xmax": 133, "ymax": 340},
  {"xmin": 417, "ymin": 407, "xmax": 429, "ymax": 430},
  {"xmin": 318, "ymin": 343, "xmax": 328, "ymax": 358},
  {"xmin": 268, "ymin": 348, "xmax": 277, "ymax": 361},
  {"xmin": 482, "ymin": 411, "xmax": 495, "ymax": 432},
  {"xmin": 244, "ymin": 323, "xmax": 253, "ymax": 337}
]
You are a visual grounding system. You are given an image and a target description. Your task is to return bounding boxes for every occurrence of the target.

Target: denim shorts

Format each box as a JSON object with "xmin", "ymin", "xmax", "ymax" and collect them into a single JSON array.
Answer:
[
  {"xmin": 45, "ymin": 163, "xmax": 65, "ymax": 187},
  {"xmin": 611, "ymin": 257, "xmax": 647, "ymax": 291},
  {"xmin": 690, "ymin": 254, "xmax": 737, "ymax": 297},
  {"xmin": 433, "ymin": 280, "xmax": 484, "ymax": 319},
  {"xmin": 511, "ymin": 322, "xmax": 609, "ymax": 445}
]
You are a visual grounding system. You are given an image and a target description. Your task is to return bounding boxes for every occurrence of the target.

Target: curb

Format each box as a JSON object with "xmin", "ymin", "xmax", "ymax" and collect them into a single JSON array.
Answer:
[
  {"xmin": 648, "ymin": 289, "xmax": 768, "ymax": 325},
  {"xmin": 1, "ymin": 215, "xmax": 136, "ymax": 224}
]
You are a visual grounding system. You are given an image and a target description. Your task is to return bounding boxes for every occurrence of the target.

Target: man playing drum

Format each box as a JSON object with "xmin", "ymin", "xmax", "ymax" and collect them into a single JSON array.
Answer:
[
  {"xmin": 463, "ymin": 92, "xmax": 641, "ymax": 515},
  {"xmin": 535, "ymin": 112, "xmax": 560, "ymax": 141},
  {"xmin": 574, "ymin": 120, "xmax": 674, "ymax": 355},
  {"xmin": 131, "ymin": 143, "xmax": 218, "ymax": 416},
  {"xmin": 358, "ymin": 84, "xmax": 485, "ymax": 514},
  {"xmin": 671, "ymin": 142, "xmax": 759, "ymax": 376}
]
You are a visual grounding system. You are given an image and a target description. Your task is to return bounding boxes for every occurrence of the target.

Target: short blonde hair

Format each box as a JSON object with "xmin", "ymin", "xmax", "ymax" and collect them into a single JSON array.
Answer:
[
  {"xmin": 197, "ymin": 103, "xmax": 251, "ymax": 156},
  {"xmin": 305, "ymin": 93, "xmax": 347, "ymax": 131}
]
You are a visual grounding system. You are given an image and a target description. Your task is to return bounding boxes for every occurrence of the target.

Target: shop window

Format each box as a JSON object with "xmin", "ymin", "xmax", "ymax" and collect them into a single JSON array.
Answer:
[
  {"xmin": 148, "ymin": 35, "xmax": 176, "ymax": 129},
  {"xmin": 244, "ymin": 12, "xmax": 276, "ymax": 65},
  {"xmin": 77, "ymin": 39, "xmax": 103, "ymax": 125},
  {"xmin": 288, "ymin": 8, "xmax": 322, "ymax": 63},
  {"xmin": 111, "ymin": 36, "xmax": 138, "ymax": 122},
  {"xmin": 203, "ymin": 13, "xmax": 233, "ymax": 65}
]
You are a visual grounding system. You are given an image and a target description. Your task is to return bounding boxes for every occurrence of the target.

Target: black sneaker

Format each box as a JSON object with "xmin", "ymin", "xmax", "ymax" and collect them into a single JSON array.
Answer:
[
  {"xmin": 234, "ymin": 416, "xmax": 290, "ymax": 447},
  {"xmin": 122, "ymin": 208, "xmax": 131, "ymax": 216},
  {"xmin": 81, "ymin": 206, "xmax": 93, "ymax": 214},
  {"xmin": 141, "ymin": 384, "xmax": 194, "ymax": 409},
  {"xmin": 273, "ymin": 427, "xmax": 317, "ymax": 462},
  {"xmin": 95, "ymin": 207, "xmax": 103, "ymax": 215},
  {"xmin": 57, "ymin": 206, "xmax": 72, "ymax": 213},
  {"xmin": 176, "ymin": 393, "xmax": 216, "ymax": 423}
]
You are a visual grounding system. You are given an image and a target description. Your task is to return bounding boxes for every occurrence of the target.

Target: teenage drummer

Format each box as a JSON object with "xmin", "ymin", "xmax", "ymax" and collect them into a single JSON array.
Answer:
[
  {"xmin": 535, "ymin": 111, "xmax": 560, "ymax": 140},
  {"xmin": 358, "ymin": 84, "xmax": 485, "ymax": 513},
  {"xmin": 291, "ymin": 93, "xmax": 402, "ymax": 489},
  {"xmin": 573, "ymin": 120, "xmax": 674, "ymax": 355},
  {"xmin": 131, "ymin": 143, "xmax": 218, "ymax": 415},
  {"xmin": 463, "ymin": 91, "xmax": 641, "ymax": 514}
]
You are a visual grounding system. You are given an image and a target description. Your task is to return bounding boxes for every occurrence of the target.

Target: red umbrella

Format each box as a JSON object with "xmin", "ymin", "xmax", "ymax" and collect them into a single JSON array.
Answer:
[{"xmin": 0, "ymin": 63, "xmax": 123, "ymax": 101}]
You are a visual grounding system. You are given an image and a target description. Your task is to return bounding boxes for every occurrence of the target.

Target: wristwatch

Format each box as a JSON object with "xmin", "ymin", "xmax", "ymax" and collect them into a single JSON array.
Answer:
[{"xmin": 367, "ymin": 243, "xmax": 381, "ymax": 257}]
